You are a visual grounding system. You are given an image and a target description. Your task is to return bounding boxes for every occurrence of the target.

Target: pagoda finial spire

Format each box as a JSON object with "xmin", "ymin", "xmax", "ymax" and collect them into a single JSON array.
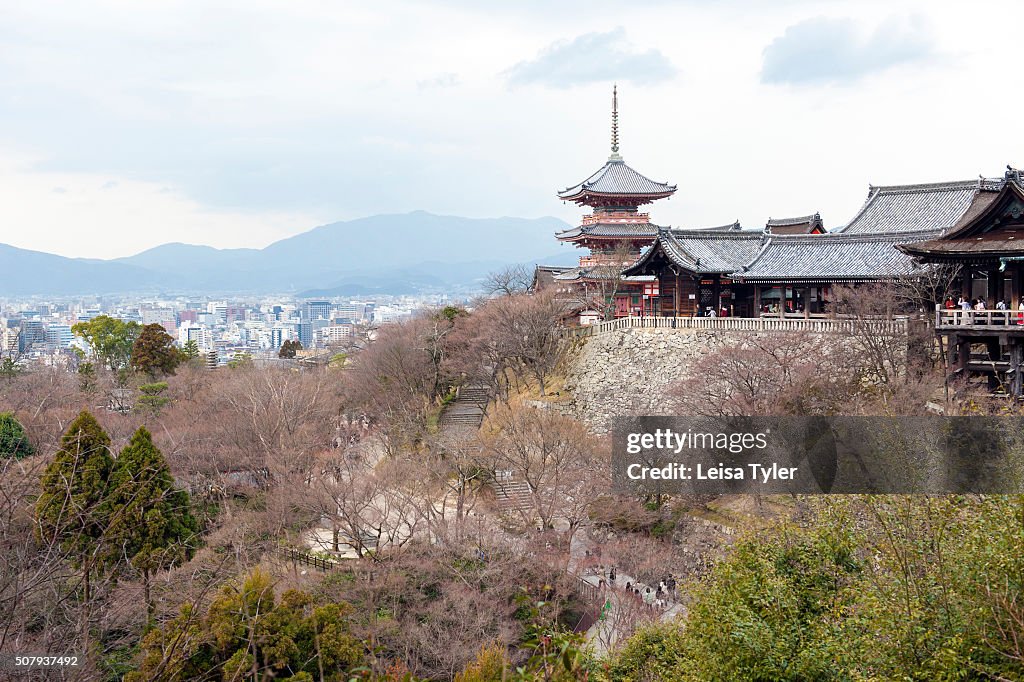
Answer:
[{"xmin": 610, "ymin": 84, "xmax": 621, "ymax": 160}]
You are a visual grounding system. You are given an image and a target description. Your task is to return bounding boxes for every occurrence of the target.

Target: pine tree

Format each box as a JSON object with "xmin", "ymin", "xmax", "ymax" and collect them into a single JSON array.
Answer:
[
  {"xmin": 36, "ymin": 411, "xmax": 113, "ymax": 604},
  {"xmin": 131, "ymin": 323, "xmax": 182, "ymax": 378},
  {"xmin": 278, "ymin": 339, "xmax": 302, "ymax": 359},
  {"xmin": 105, "ymin": 426, "xmax": 199, "ymax": 622},
  {"xmin": 181, "ymin": 339, "xmax": 200, "ymax": 361},
  {"xmin": 0, "ymin": 412, "xmax": 34, "ymax": 459}
]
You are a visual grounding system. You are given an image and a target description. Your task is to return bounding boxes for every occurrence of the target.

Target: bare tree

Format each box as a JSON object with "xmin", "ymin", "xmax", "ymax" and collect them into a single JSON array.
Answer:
[
  {"xmin": 669, "ymin": 331, "xmax": 859, "ymax": 416},
  {"xmin": 482, "ymin": 264, "xmax": 532, "ymax": 297},
  {"xmin": 567, "ymin": 241, "xmax": 642, "ymax": 321},
  {"xmin": 831, "ymin": 282, "xmax": 938, "ymax": 395},
  {"xmin": 484, "ymin": 403, "xmax": 606, "ymax": 547}
]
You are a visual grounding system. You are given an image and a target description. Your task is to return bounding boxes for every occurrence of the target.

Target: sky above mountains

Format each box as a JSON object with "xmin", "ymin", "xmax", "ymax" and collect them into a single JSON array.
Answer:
[{"xmin": 0, "ymin": 0, "xmax": 1021, "ymax": 259}]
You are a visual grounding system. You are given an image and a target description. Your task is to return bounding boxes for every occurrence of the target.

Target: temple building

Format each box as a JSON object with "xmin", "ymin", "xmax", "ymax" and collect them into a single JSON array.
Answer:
[
  {"xmin": 898, "ymin": 168, "xmax": 1024, "ymax": 395},
  {"xmin": 536, "ymin": 87, "xmax": 1022, "ymax": 369},
  {"xmin": 547, "ymin": 85, "xmax": 677, "ymax": 318}
]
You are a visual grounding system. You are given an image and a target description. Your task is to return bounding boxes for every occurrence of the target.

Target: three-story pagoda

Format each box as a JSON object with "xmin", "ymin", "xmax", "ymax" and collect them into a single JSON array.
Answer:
[{"xmin": 553, "ymin": 86, "xmax": 676, "ymax": 318}]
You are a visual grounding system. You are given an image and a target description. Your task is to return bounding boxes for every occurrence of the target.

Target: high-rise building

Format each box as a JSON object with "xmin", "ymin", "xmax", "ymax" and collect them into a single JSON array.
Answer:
[
  {"xmin": 178, "ymin": 323, "xmax": 211, "ymax": 350},
  {"xmin": 19, "ymin": 320, "xmax": 45, "ymax": 352},
  {"xmin": 45, "ymin": 325, "xmax": 74, "ymax": 348},
  {"xmin": 337, "ymin": 302, "xmax": 364, "ymax": 320},
  {"xmin": 1, "ymin": 328, "xmax": 20, "ymax": 353},
  {"xmin": 303, "ymin": 301, "xmax": 332, "ymax": 321},
  {"xmin": 208, "ymin": 303, "xmax": 228, "ymax": 324},
  {"xmin": 296, "ymin": 321, "xmax": 312, "ymax": 348},
  {"xmin": 318, "ymin": 324, "xmax": 354, "ymax": 347}
]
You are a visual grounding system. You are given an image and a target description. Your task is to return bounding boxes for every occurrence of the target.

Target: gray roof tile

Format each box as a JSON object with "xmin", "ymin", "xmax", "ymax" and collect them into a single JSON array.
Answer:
[
  {"xmin": 624, "ymin": 226, "xmax": 765, "ymax": 276},
  {"xmin": 555, "ymin": 222, "xmax": 660, "ymax": 240},
  {"xmin": 838, "ymin": 181, "xmax": 985, "ymax": 234},
  {"xmin": 558, "ymin": 159, "xmax": 676, "ymax": 200},
  {"xmin": 737, "ymin": 230, "xmax": 940, "ymax": 281}
]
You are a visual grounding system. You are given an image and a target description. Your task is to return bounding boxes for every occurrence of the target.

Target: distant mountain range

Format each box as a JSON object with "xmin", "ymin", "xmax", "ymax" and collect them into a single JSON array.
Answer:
[{"xmin": 0, "ymin": 211, "xmax": 580, "ymax": 296}]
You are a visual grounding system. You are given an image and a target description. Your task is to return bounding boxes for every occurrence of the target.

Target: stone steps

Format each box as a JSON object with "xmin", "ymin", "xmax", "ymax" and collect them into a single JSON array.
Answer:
[
  {"xmin": 439, "ymin": 383, "xmax": 491, "ymax": 430},
  {"xmin": 493, "ymin": 478, "xmax": 533, "ymax": 512}
]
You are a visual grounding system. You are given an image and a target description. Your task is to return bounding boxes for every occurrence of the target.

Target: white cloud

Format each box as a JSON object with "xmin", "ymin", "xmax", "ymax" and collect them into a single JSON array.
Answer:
[
  {"xmin": 761, "ymin": 15, "xmax": 936, "ymax": 85},
  {"xmin": 505, "ymin": 28, "xmax": 677, "ymax": 88}
]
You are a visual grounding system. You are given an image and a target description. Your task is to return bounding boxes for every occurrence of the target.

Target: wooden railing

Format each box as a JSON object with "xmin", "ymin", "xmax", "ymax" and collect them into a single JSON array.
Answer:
[
  {"xmin": 566, "ymin": 315, "xmax": 908, "ymax": 338},
  {"xmin": 575, "ymin": 574, "xmax": 602, "ymax": 602},
  {"xmin": 936, "ymin": 307, "xmax": 1024, "ymax": 329},
  {"xmin": 280, "ymin": 546, "xmax": 338, "ymax": 572}
]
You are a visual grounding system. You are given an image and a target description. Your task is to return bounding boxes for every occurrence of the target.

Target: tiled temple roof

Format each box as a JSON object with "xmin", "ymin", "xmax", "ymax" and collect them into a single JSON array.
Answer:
[
  {"xmin": 736, "ymin": 230, "xmax": 939, "ymax": 282},
  {"xmin": 623, "ymin": 226, "xmax": 765, "ymax": 276},
  {"xmin": 897, "ymin": 176, "xmax": 1024, "ymax": 260},
  {"xmin": 837, "ymin": 179, "xmax": 1002, "ymax": 234},
  {"xmin": 765, "ymin": 212, "xmax": 824, "ymax": 235},
  {"xmin": 555, "ymin": 222, "xmax": 660, "ymax": 241},
  {"xmin": 558, "ymin": 159, "xmax": 676, "ymax": 203}
]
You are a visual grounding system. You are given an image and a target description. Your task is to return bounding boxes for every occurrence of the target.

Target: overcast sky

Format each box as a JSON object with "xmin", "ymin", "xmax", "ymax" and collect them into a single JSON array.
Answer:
[{"xmin": 1, "ymin": 0, "xmax": 1021, "ymax": 259}]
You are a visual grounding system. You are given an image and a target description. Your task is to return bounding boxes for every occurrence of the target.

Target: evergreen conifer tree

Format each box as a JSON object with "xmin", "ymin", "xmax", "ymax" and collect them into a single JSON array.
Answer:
[
  {"xmin": 36, "ymin": 411, "xmax": 114, "ymax": 603},
  {"xmin": 0, "ymin": 411, "xmax": 34, "ymax": 459},
  {"xmin": 105, "ymin": 426, "xmax": 199, "ymax": 622}
]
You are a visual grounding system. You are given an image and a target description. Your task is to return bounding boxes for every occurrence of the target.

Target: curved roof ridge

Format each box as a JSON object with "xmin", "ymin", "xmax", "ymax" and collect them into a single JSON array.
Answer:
[
  {"xmin": 767, "ymin": 212, "xmax": 820, "ymax": 226},
  {"xmin": 837, "ymin": 179, "xmax": 983, "ymax": 234},
  {"xmin": 771, "ymin": 228, "xmax": 940, "ymax": 244},
  {"xmin": 868, "ymin": 179, "xmax": 982, "ymax": 194},
  {"xmin": 738, "ymin": 236, "xmax": 775, "ymax": 273},
  {"xmin": 668, "ymin": 228, "xmax": 762, "ymax": 240},
  {"xmin": 558, "ymin": 158, "xmax": 676, "ymax": 199}
]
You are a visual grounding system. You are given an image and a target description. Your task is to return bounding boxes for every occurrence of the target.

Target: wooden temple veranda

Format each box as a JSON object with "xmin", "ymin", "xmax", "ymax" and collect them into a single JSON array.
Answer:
[{"xmin": 898, "ymin": 172, "xmax": 1024, "ymax": 395}]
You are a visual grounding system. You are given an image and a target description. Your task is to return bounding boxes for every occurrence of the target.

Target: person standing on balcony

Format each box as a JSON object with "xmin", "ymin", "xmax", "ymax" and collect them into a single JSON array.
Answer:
[{"xmin": 944, "ymin": 296, "xmax": 955, "ymax": 309}]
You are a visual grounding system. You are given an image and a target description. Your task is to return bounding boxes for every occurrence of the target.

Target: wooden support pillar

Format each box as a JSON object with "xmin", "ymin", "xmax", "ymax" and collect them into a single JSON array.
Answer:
[
  {"xmin": 712, "ymin": 276, "xmax": 721, "ymax": 316},
  {"xmin": 961, "ymin": 269, "xmax": 972, "ymax": 300},
  {"xmin": 803, "ymin": 287, "xmax": 811, "ymax": 318},
  {"xmin": 986, "ymin": 337, "xmax": 1001, "ymax": 362},
  {"xmin": 988, "ymin": 267, "xmax": 1002, "ymax": 308},
  {"xmin": 753, "ymin": 285, "xmax": 761, "ymax": 318},
  {"xmin": 1012, "ymin": 266, "xmax": 1021, "ymax": 311},
  {"xmin": 674, "ymin": 272, "xmax": 680, "ymax": 318},
  {"xmin": 957, "ymin": 337, "xmax": 970, "ymax": 372},
  {"xmin": 1011, "ymin": 339, "xmax": 1023, "ymax": 398}
]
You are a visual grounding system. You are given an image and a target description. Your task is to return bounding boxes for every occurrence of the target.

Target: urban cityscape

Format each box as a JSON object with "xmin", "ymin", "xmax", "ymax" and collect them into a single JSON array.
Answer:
[{"xmin": 1, "ymin": 292, "xmax": 462, "ymax": 369}]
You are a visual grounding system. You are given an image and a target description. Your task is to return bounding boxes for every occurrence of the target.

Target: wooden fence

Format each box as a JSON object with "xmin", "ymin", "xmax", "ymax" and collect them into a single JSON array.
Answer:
[
  {"xmin": 279, "ymin": 546, "xmax": 338, "ymax": 572},
  {"xmin": 565, "ymin": 315, "xmax": 909, "ymax": 339}
]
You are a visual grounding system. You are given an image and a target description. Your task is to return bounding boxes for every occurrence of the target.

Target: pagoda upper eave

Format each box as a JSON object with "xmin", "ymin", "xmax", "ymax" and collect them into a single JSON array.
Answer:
[{"xmin": 558, "ymin": 189, "xmax": 676, "ymax": 207}]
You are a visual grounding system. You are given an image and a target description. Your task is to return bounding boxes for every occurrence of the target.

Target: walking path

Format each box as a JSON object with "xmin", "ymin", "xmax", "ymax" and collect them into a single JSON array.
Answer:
[{"xmin": 569, "ymin": 532, "xmax": 686, "ymax": 655}]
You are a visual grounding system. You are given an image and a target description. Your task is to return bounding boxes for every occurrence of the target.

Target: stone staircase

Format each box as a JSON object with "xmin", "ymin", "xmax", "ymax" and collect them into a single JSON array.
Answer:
[
  {"xmin": 492, "ymin": 475, "xmax": 534, "ymax": 513},
  {"xmin": 437, "ymin": 383, "xmax": 533, "ymax": 514},
  {"xmin": 439, "ymin": 384, "xmax": 489, "ymax": 429}
]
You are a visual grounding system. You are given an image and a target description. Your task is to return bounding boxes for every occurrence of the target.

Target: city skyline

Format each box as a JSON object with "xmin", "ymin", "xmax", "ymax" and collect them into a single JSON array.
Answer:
[{"xmin": 1, "ymin": 0, "xmax": 1021, "ymax": 259}]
